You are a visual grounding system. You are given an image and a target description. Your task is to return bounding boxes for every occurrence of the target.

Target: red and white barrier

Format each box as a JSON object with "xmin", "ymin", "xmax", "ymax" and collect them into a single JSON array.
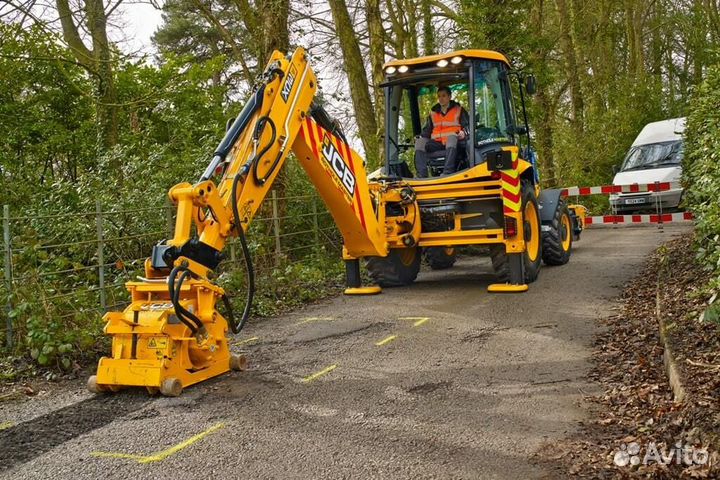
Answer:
[
  {"xmin": 561, "ymin": 181, "xmax": 680, "ymax": 197},
  {"xmin": 584, "ymin": 211, "xmax": 694, "ymax": 226}
]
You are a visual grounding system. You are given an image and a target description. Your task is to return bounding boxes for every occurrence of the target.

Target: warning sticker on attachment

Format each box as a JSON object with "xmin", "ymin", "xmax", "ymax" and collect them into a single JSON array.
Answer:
[{"xmin": 147, "ymin": 337, "xmax": 168, "ymax": 349}]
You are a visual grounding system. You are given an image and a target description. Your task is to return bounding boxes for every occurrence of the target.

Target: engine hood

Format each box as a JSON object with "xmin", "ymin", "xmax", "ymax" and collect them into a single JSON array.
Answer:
[{"xmin": 613, "ymin": 166, "xmax": 681, "ymax": 186}]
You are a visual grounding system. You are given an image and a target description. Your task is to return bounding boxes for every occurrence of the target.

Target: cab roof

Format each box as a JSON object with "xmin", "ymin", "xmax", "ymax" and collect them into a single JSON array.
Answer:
[
  {"xmin": 632, "ymin": 117, "xmax": 686, "ymax": 147},
  {"xmin": 383, "ymin": 49, "xmax": 511, "ymax": 69}
]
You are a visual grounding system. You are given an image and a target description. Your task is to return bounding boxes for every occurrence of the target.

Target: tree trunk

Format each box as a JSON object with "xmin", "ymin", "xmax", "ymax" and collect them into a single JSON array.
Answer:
[
  {"xmin": 405, "ymin": 0, "xmax": 419, "ymax": 58},
  {"xmin": 85, "ymin": 0, "xmax": 118, "ymax": 151},
  {"xmin": 421, "ymin": 0, "xmax": 435, "ymax": 55},
  {"xmin": 328, "ymin": 0, "xmax": 380, "ymax": 167},
  {"xmin": 555, "ymin": 0, "xmax": 584, "ymax": 133},
  {"xmin": 529, "ymin": 0, "xmax": 557, "ymax": 187},
  {"xmin": 259, "ymin": 0, "xmax": 289, "ymax": 64},
  {"xmin": 366, "ymin": 0, "xmax": 386, "ymax": 163},
  {"xmin": 56, "ymin": 0, "xmax": 119, "ymax": 153}
]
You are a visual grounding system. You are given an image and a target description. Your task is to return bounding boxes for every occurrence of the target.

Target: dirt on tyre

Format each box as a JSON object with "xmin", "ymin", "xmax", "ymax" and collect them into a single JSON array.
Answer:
[
  {"xmin": 542, "ymin": 199, "xmax": 572, "ymax": 266},
  {"xmin": 366, "ymin": 247, "xmax": 421, "ymax": 287},
  {"xmin": 425, "ymin": 247, "xmax": 456, "ymax": 270},
  {"xmin": 490, "ymin": 180, "xmax": 542, "ymax": 283}
]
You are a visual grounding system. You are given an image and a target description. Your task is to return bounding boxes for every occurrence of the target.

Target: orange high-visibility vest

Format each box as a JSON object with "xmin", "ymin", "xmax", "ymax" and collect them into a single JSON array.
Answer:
[{"xmin": 431, "ymin": 105, "xmax": 462, "ymax": 145}]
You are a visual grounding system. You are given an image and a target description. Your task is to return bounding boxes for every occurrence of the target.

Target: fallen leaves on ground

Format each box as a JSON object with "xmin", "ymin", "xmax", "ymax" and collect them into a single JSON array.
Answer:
[{"xmin": 535, "ymin": 233, "xmax": 720, "ymax": 479}]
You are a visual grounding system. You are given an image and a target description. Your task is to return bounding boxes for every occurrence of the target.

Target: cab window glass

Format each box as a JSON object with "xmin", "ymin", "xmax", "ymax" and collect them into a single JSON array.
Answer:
[{"xmin": 474, "ymin": 61, "xmax": 514, "ymax": 144}]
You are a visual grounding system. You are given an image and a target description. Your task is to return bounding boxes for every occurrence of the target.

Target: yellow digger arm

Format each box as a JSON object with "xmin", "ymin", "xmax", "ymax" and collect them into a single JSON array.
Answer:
[{"xmin": 153, "ymin": 47, "xmax": 388, "ymax": 285}]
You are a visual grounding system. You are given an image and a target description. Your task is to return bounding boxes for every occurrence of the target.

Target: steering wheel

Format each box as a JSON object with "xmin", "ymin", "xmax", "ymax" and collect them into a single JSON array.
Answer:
[{"xmin": 476, "ymin": 126, "xmax": 503, "ymax": 141}]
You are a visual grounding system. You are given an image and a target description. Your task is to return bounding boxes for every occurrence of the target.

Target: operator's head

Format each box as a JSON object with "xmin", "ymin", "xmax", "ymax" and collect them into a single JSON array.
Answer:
[{"xmin": 437, "ymin": 86, "xmax": 452, "ymax": 108}]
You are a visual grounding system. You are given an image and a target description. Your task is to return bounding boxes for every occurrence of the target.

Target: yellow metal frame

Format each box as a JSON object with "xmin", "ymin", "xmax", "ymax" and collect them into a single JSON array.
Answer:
[
  {"xmin": 92, "ymin": 46, "xmax": 543, "ymax": 395},
  {"xmin": 384, "ymin": 49, "xmax": 511, "ymax": 68},
  {"xmin": 488, "ymin": 284, "xmax": 529, "ymax": 293},
  {"xmin": 94, "ymin": 278, "xmax": 231, "ymax": 393}
]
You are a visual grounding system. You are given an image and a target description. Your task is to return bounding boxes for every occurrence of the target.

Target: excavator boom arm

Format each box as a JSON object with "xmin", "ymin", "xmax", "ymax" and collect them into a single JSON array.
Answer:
[{"xmin": 161, "ymin": 47, "xmax": 386, "ymax": 280}]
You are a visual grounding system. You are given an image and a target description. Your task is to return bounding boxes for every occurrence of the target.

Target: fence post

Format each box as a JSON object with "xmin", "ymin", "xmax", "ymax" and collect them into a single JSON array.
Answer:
[
  {"xmin": 3, "ymin": 205, "xmax": 13, "ymax": 350},
  {"xmin": 95, "ymin": 200, "xmax": 106, "ymax": 312},
  {"xmin": 655, "ymin": 181, "xmax": 664, "ymax": 231},
  {"xmin": 271, "ymin": 190, "xmax": 281, "ymax": 264},
  {"xmin": 312, "ymin": 195, "xmax": 319, "ymax": 252}
]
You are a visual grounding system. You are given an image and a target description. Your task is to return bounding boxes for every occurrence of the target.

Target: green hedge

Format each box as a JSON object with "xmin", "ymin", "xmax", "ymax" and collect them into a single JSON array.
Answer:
[{"xmin": 683, "ymin": 64, "xmax": 720, "ymax": 290}]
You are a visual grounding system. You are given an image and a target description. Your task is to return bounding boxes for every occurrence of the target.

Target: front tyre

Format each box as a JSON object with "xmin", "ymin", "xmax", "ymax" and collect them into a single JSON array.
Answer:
[
  {"xmin": 366, "ymin": 247, "xmax": 421, "ymax": 287},
  {"xmin": 542, "ymin": 199, "xmax": 572, "ymax": 265},
  {"xmin": 425, "ymin": 247, "xmax": 457, "ymax": 270}
]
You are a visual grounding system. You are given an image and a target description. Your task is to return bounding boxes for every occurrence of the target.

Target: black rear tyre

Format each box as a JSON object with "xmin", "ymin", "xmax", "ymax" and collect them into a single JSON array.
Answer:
[
  {"xmin": 542, "ymin": 199, "xmax": 572, "ymax": 265},
  {"xmin": 425, "ymin": 247, "xmax": 457, "ymax": 270},
  {"xmin": 490, "ymin": 180, "xmax": 542, "ymax": 283},
  {"xmin": 366, "ymin": 247, "xmax": 421, "ymax": 287},
  {"xmin": 490, "ymin": 244, "xmax": 510, "ymax": 282}
]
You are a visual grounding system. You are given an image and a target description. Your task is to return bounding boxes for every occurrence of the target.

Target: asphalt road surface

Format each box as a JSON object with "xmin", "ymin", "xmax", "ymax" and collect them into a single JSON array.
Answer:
[{"xmin": 0, "ymin": 224, "xmax": 690, "ymax": 479}]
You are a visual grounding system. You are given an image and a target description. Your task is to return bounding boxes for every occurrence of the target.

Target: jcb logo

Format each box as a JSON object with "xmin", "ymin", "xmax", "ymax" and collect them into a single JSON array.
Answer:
[
  {"xmin": 281, "ymin": 65, "xmax": 297, "ymax": 103},
  {"xmin": 321, "ymin": 134, "xmax": 356, "ymax": 196}
]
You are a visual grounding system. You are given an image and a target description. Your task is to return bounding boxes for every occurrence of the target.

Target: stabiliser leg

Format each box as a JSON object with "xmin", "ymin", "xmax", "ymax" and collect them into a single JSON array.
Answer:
[
  {"xmin": 488, "ymin": 253, "xmax": 529, "ymax": 293},
  {"xmin": 343, "ymin": 259, "xmax": 381, "ymax": 295}
]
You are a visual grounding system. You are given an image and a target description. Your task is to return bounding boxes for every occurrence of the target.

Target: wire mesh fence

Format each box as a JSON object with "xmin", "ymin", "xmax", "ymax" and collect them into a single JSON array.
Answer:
[{"xmin": 0, "ymin": 192, "xmax": 341, "ymax": 351}]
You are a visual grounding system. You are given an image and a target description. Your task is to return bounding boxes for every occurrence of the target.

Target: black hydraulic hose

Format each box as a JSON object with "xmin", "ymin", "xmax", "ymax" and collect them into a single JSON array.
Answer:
[
  {"xmin": 173, "ymin": 270, "xmax": 206, "ymax": 333},
  {"xmin": 168, "ymin": 272, "xmax": 198, "ymax": 334},
  {"xmin": 229, "ymin": 170, "xmax": 255, "ymax": 334},
  {"xmin": 200, "ymin": 86, "xmax": 266, "ymax": 181},
  {"xmin": 250, "ymin": 116, "xmax": 279, "ymax": 186},
  {"xmin": 167, "ymin": 266, "xmax": 203, "ymax": 334}
]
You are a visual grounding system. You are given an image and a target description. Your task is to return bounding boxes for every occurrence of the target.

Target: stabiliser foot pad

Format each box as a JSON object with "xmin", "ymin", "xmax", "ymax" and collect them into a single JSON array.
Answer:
[
  {"xmin": 487, "ymin": 283, "xmax": 529, "ymax": 293},
  {"xmin": 344, "ymin": 286, "xmax": 382, "ymax": 295}
]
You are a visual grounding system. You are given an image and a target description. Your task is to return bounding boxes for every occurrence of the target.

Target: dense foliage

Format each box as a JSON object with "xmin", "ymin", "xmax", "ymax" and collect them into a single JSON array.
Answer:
[
  {"xmin": 683, "ymin": 65, "xmax": 720, "ymax": 293},
  {"xmin": 0, "ymin": 23, "xmax": 341, "ymax": 373},
  {"xmin": 0, "ymin": 0, "xmax": 718, "ymax": 373}
]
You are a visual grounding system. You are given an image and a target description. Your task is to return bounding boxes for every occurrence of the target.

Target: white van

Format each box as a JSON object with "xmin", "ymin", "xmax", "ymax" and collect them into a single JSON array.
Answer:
[{"xmin": 609, "ymin": 117, "xmax": 685, "ymax": 213}]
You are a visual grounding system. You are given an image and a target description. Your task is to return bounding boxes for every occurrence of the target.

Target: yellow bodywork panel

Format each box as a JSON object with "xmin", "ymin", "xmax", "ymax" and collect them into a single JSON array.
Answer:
[
  {"xmin": 92, "ymin": 46, "xmax": 545, "ymax": 396},
  {"xmin": 384, "ymin": 49, "xmax": 511, "ymax": 68}
]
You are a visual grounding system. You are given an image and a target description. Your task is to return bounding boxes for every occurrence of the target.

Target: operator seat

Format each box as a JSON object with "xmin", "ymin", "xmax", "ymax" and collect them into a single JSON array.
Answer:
[{"xmin": 422, "ymin": 144, "xmax": 469, "ymax": 177}]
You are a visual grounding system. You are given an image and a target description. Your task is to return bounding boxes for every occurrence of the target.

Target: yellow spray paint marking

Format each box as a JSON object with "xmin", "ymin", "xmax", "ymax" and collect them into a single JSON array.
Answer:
[
  {"xmin": 399, "ymin": 317, "xmax": 430, "ymax": 327},
  {"xmin": 412, "ymin": 318, "xmax": 429, "ymax": 328},
  {"xmin": 294, "ymin": 317, "xmax": 334, "ymax": 326},
  {"xmin": 375, "ymin": 335, "xmax": 397, "ymax": 346},
  {"xmin": 232, "ymin": 336, "xmax": 259, "ymax": 346},
  {"xmin": 0, "ymin": 421, "xmax": 13, "ymax": 430},
  {"xmin": 91, "ymin": 423, "xmax": 225, "ymax": 464},
  {"xmin": 302, "ymin": 364, "xmax": 337, "ymax": 383},
  {"xmin": 398, "ymin": 317, "xmax": 430, "ymax": 327}
]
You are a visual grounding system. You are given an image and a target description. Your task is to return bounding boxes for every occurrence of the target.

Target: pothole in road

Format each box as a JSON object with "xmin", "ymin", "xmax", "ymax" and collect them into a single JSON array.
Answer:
[
  {"xmin": 407, "ymin": 381, "xmax": 452, "ymax": 394},
  {"xmin": 460, "ymin": 329, "xmax": 494, "ymax": 344}
]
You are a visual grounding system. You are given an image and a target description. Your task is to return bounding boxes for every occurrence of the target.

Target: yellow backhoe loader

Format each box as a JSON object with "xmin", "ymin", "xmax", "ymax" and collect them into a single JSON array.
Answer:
[{"xmin": 88, "ymin": 47, "xmax": 585, "ymax": 396}]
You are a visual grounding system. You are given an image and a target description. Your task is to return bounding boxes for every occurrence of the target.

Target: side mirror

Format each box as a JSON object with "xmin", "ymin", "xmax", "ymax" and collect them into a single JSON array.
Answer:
[
  {"xmin": 612, "ymin": 165, "xmax": 619, "ymax": 175},
  {"xmin": 525, "ymin": 75, "xmax": 537, "ymax": 96}
]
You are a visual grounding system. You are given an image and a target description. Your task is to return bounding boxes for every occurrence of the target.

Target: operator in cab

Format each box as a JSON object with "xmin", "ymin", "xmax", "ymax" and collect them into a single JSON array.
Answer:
[{"xmin": 414, "ymin": 86, "xmax": 470, "ymax": 177}]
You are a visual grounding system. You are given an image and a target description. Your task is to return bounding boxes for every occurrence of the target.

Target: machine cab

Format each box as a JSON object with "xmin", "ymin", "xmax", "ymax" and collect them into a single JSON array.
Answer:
[{"xmin": 382, "ymin": 50, "xmax": 533, "ymax": 179}]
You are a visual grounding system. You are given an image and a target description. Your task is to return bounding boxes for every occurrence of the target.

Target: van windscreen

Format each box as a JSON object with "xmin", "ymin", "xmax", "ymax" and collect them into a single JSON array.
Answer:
[{"xmin": 620, "ymin": 140, "xmax": 684, "ymax": 172}]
